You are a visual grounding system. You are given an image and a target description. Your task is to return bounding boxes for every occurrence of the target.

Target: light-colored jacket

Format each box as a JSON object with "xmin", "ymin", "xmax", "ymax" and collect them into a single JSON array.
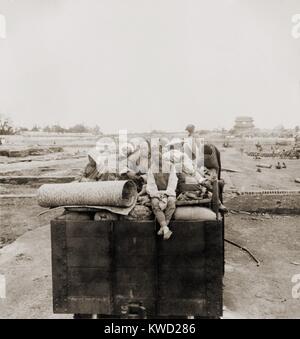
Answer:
[
  {"xmin": 146, "ymin": 164, "xmax": 178, "ymax": 198},
  {"xmin": 162, "ymin": 150, "xmax": 205, "ymax": 184}
]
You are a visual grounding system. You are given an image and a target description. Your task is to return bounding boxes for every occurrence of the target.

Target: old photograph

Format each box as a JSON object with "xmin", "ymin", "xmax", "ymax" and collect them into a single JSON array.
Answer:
[{"xmin": 0, "ymin": 0, "xmax": 299, "ymax": 323}]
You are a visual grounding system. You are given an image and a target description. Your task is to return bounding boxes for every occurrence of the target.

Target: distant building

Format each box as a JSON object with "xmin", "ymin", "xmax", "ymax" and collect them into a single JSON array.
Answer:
[{"xmin": 233, "ymin": 116, "xmax": 255, "ymax": 136}]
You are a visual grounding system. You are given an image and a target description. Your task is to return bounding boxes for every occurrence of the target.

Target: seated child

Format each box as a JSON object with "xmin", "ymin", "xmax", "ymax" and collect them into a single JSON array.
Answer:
[{"xmin": 146, "ymin": 148, "xmax": 178, "ymax": 240}]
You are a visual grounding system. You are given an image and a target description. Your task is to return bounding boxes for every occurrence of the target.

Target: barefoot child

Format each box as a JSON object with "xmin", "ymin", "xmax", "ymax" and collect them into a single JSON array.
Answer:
[{"xmin": 146, "ymin": 147, "xmax": 178, "ymax": 240}]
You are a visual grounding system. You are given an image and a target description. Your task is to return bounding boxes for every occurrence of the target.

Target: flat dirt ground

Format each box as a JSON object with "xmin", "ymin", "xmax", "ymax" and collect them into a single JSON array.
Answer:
[
  {"xmin": 221, "ymin": 147, "xmax": 300, "ymax": 191},
  {"xmin": 0, "ymin": 135, "xmax": 299, "ymax": 318},
  {"xmin": 224, "ymin": 214, "xmax": 299, "ymax": 319}
]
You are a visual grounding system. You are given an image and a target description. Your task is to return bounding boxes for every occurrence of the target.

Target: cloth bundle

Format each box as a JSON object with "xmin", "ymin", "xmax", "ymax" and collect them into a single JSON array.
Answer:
[{"xmin": 123, "ymin": 205, "xmax": 153, "ymax": 221}]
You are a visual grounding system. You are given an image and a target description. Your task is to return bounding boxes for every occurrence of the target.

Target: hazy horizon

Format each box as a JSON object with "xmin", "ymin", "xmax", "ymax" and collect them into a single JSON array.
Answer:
[{"xmin": 0, "ymin": 0, "xmax": 300, "ymax": 133}]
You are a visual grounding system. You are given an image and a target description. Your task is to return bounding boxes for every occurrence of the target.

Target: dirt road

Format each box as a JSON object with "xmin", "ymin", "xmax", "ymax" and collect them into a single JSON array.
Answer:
[{"xmin": 224, "ymin": 214, "xmax": 300, "ymax": 319}]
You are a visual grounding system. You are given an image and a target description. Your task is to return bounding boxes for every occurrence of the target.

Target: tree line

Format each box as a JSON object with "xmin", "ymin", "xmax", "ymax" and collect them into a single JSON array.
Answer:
[
  {"xmin": 27, "ymin": 124, "xmax": 102, "ymax": 135},
  {"xmin": 0, "ymin": 115, "xmax": 102, "ymax": 135}
]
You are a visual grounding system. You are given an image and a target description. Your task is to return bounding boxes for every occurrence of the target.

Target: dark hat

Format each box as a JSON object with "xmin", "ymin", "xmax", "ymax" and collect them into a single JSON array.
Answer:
[{"xmin": 185, "ymin": 124, "xmax": 195, "ymax": 133}]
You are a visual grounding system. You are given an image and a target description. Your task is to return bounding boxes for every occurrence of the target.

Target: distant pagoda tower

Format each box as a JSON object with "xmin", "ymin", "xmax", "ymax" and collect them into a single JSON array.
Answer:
[{"xmin": 233, "ymin": 116, "xmax": 255, "ymax": 136}]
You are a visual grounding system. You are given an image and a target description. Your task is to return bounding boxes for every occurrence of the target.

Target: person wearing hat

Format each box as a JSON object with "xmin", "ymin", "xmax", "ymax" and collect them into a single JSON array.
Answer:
[
  {"xmin": 185, "ymin": 124, "xmax": 196, "ymax": 137},
  {"xmin": 78, "ymin": 149, "xmax": 101, "ymax": 182},
  {"xmin": 185, "ymin": 124, "xmax": 201, "ymax": 164}
]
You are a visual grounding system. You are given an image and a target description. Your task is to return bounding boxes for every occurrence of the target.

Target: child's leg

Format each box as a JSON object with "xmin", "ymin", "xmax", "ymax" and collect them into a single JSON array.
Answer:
[
  {"xmin": 151, "ymin": 198, "xmax": 167, "ymax": 234},
  {"xmin": 208, "ymin": 191, "xmax": 227, "ymax": 212},
  {"xmin": 162, "ymin": 226, "xmax": 172, "ymax": 240},
  {"xmin": 157, "ymin": 197, "xmax": 175, "ymax": 240},
  {"xmin": 218, "ymin": 199, "xmax": 228, "ymax": 212},
  {"xmin": 165, "ymin": 197, "xmax": 176, "ymax": 225}
]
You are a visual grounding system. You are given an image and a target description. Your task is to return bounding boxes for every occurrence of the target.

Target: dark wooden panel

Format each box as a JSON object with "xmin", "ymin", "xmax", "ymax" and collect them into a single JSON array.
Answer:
[
  {"xmin": 67, "ymin": 237, "xmax": 110, "ymax": 267},
  {"xmin": 168, "ymin": 221, "xmax": 206, "ymax": 238},
  {"xmin": 114, "ymin": 268, "xmax": 156, "ymax": 299},
  {"xmin": 112, "ymin": 221, "xmax": 157, "ymax": 315},
  {"xmin": 66, "ymin": 221, "xmax": 111, "ymax": 238},
  {"xmin": 157, "ymin": 220, "xmax": 222, "ymax": 317},
  {"xmin": 158, "ymin": 238, "xmax": 205, "ymax": 255},
  {"xmin": 158, "ymin": 254, "xmax": 205, "ymax": 269},
  {"xmin": 51, "ymin": 219, "xmax": 223, "ymax": 317},
  {"xmin": 115, "ymin": 236, "xmax": 156, "ymax": 256},
  {"xmin": 114, "ymin": 231, "xmax": 156, "ymax": 268},
  {"xmin": 205, "ymin": 220, "xmax": 223, "ymax": 318},
  {"xmin": 115, "ymin": 255, "xmax": 156, "ymax": 268},
  {"xmin": 158, "ymin": 299, "xmax": 206, "ymax": 317},
  {"xmin": 158, "ymin": 268, "xmax": 206, "ymax": 299},
  {"xmin": 114, "ymin": 221, "xmax": 156, "ymax": 238},
  {"xmin": 51, "ymin": 220, "xmax": 68, "ymax": 313},
  {"xmin": 68, "ymin": 268, "xmax": 110, "ymax": 297},
  {"xmin": 67, "ymin": 297, "xmax": 112, "ymax": 315},
  {"xmin": 159, "ymin": 222, "xmax": 206, "ymax": 255}
]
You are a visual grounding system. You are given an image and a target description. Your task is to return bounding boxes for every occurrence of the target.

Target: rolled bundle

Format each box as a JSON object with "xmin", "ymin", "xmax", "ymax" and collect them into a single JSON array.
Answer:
[{"xmin": 38, "ymin": 180, "xmax": 137, "ymax": 208}]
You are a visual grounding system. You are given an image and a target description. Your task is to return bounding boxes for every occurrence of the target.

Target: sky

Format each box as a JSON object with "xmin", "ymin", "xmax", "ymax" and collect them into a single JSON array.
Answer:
[{"xmin": 0, "ymin": 0, "xmax": 299, "ymax": 133}]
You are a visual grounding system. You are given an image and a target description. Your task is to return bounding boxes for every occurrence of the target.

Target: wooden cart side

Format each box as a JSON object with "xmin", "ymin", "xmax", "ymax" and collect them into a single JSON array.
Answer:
[
  {"xmin": 51, "ymin": 219, "xmax": 224, "ymax": 318},
  {"xmin": 204, "ymin": 220, "xmax": 223, "ymax": 318},
  {"xmin": 156, "ymin": 220, "xmax": 223, "ymax": 318},
  {"xmin": 67, "ymin": 220, "xmax": 113, "ymax": 315},
  {"xmin": 112, "ymin": 221, "xmax": 158, "ymax": 317},
  {"xmin": 51, "ymin": 220, "xmax": 68, "ymax": 313}
]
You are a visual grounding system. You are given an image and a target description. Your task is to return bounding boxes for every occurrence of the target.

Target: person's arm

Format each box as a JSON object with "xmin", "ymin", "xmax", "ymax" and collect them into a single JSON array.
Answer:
[
  {"xmin": 75, "ymin": 163, "xmax": 89, "ymax": 182},
  {"xmin": 146, "ymin": 169, "xmax": 159, "ymax": 198}
]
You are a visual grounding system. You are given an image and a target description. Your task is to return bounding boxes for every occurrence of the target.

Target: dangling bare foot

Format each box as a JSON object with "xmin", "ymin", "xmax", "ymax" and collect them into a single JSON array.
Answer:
[
  {"xmin": 219, "ymin": 203, "xmax": 228, "ymax": 213},
  {"xmin": 157, "ymin": 228, "xmax": 164, "ymax": 236},
  {"xmin": 163, "ymin": 227, "xmax": 173, "ymax": 240}
]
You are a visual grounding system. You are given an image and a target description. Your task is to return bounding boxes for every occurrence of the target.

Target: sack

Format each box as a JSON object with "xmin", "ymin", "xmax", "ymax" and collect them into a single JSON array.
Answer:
[
  {"xmin": 174, "ymin": 207, "xmax": 216, "ymax": 221},
  {"xmin": 124, "ymin": 205, "xmax": 153, "ymax": 220}
]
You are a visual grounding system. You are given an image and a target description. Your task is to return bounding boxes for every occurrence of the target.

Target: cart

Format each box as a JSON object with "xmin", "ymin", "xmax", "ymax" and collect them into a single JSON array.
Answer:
[
  {"xmin": 50, "ymin": 144, "xmax": 224, "ymax": 318},
  {"xmin": 51, "ymin": 217, "xmax": 224, "ymax": 319}
]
